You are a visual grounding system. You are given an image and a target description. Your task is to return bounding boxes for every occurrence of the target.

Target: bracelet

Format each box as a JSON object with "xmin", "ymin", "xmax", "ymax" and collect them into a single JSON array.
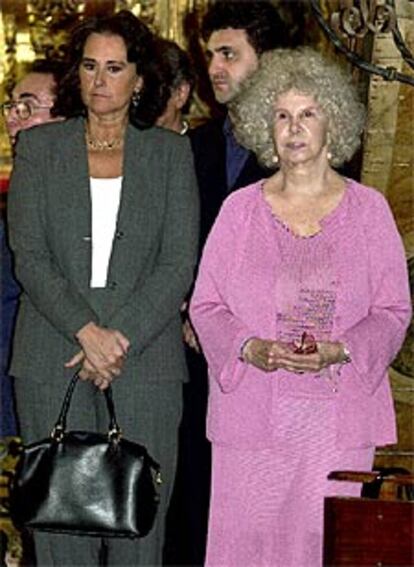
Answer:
[
  {"xmin": 342, "ymin": 345, "xmax": 352, "ymax": 364},
  {"xmin": 238, "ymin": 337, "xmax": 254, "ymax": 362}
]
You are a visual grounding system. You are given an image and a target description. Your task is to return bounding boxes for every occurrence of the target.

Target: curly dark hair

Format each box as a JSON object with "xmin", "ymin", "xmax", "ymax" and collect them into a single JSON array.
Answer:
[
  {"xmin": 154, "ymin": 38, "xmax": 196, "ymax": 116},
  {"xmin": 201, "ymin": 0, "xmax": 289, "ymax": 54},
  {"xmin": 53, "ymin": 10, "xmax": 169, "ymax": 129}
]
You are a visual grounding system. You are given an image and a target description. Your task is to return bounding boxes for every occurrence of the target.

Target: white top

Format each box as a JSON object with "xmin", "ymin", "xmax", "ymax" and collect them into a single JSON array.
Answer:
[{"xmin": 90, "ymin": 177, "xmax": 122, "ymax": 288}]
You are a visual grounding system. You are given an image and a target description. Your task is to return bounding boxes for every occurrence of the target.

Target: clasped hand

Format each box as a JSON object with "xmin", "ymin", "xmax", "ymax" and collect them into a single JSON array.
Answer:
[
  {"xmin": 242, "ymin": 338, "xmax": 344, "ymax": 374},
  {"xmin": 65, "ymin": 321, "xmax": 130, "ymax": 390},
  {"xmin": 181, "ymin": 301, "xmax": 200, "ymax": 352}
]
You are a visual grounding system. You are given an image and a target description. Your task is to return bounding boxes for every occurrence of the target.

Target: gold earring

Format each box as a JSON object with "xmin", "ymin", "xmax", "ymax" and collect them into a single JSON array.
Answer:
[{"xmin": 131, "ymin": 90, "xmax": 141, "ymax": 108}]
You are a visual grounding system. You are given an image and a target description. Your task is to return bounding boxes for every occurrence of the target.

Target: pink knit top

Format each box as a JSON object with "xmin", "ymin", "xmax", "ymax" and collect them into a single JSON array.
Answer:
[
  {"xmin": 269, "ymin": 190, "xmax": 341, "ymax": 397},
  {"xmin": 190, "ymin": 179, "xmax": 411, "ymax": 449}
]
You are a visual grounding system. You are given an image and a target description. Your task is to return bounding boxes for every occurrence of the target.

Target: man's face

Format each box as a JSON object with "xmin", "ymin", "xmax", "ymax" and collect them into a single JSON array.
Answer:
[
  {"xmin": 4, "ymin": 72, "xmax": 58, "ymax": 146},
  {"xmin": 206, "ymin": 28, "xmax": 259, "ymax": 105}
]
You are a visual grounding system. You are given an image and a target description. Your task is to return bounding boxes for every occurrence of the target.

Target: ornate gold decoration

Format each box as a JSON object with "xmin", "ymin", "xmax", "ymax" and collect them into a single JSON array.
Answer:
[
  {"xmin": 115, "ymin": 0, "xmax": 157, "ymax": 29},
  {"xmin": 27, "ymin": 0, "xmax": 86, "ymax": 58},
  {"xmin": 113, "ymin": 0, "xmax": 210, "ymax": 46},
  {"xmin": 0, "ymin": 14, "xmax": 17, "ymax": 172},
  {"xmin": 3, "ymin": 14, "xmax": 18, "ymax": 96},
  {"xmin": 0, "ymin": 438, "xmax": 24, "ymax": 566}
]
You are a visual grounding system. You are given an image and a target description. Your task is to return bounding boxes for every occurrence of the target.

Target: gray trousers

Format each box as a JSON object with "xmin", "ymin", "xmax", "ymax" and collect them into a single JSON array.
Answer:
[{"xmin": 15, "ymin": 372, "xmax": 183, "ymax": 566}]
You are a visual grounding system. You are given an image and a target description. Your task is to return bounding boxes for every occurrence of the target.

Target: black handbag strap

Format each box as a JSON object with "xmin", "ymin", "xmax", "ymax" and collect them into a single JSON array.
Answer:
[{"xmin": 52, "ymin": 373, "xmax": 121, "ymax": 440}]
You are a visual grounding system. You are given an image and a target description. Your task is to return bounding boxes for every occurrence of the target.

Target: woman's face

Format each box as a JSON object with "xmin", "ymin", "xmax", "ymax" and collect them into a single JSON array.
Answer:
[
  {"xmin": 272, "ymin": 89, "xmax": 329, "ymax": 167},
  {"xmin": 79, "ymin": 32, "xmax": 142, "ymax": 119}
]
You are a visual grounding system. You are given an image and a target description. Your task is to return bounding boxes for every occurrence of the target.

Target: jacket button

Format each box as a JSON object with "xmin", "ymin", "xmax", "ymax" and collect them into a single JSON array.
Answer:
[
  {"xmin": 109, "ymin": 281, "xmax": 117, "ymax": 290},
  {"xmin": 116, "ymin": 230, "xmax": 124, "ymax": 239}
]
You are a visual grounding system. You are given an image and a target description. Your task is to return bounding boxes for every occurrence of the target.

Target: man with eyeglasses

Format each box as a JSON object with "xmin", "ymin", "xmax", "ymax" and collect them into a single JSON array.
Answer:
[
  {"xmin": 0, "ymin": 58, "xmax": 65, "ymax": 566},
  {"xmin": 2, "ymin": 59, "xmax": 64, "ymax": 147},
  {"xmin": 1, "ymin": 60, "xmax": 63, "ymax": 440}
]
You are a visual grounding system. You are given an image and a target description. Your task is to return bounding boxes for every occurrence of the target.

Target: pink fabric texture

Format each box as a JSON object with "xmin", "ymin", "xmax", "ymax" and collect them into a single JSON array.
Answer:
[
  {"xmin": 206, "ymin": 398, "xmax": 374, "ymax": 567},
  {"xmin": 190, "ymin": 179, "xmax": 411, "ymax": 566},
  {"xmin": 190, "ymin": 179, "xmax": 411, "ymax": 449}
]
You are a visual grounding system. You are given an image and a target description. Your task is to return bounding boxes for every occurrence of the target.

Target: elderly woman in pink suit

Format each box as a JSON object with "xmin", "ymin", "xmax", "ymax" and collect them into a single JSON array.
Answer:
[{"xmin": 190, "ymin": 48, "xmax": 411, "ymax": 567}]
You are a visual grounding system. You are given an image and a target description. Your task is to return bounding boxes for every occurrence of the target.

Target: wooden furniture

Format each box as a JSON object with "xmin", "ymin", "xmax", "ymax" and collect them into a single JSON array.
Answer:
[{"xmin": 323, "ymin": 470, "xmax": 414, "ymax": 566}]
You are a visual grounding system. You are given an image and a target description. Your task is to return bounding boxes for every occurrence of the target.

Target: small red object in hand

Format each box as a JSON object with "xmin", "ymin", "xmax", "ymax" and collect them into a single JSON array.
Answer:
[{"xmin": 292, "ymin": 332, "xmax": 318, "ymax": 354}]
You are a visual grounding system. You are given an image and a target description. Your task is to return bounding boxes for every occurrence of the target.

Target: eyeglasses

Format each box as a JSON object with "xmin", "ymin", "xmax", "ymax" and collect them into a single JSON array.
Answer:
[{"xmin": 1, "ymin": 100, "xmax": 53, "ymax": 121}]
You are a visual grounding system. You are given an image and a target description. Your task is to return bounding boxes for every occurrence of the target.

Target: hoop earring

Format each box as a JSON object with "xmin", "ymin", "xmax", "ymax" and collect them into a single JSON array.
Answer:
[{"xmin": 131, "ymin": 90, "xmax": 141, "ymax": 108}]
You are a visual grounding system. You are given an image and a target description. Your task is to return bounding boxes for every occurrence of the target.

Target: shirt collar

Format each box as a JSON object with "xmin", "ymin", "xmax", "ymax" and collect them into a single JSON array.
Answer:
[{"xmin": 222, "ymin": 115, "xmax": 233, "ymax": 137}]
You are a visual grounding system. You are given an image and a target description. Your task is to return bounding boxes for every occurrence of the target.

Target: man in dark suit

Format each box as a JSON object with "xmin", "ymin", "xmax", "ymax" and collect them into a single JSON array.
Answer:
[
  {"xmin": 0, "ymin": 219, "xmax": 20, "ymax": 437},
  {"xmin": 166, "ymin": 3, "xmax": 290, "ymax": 566},
  {"xmin": 190, "ymin": 0, "xmax": 289, "ymax": 243},
  {"xmin": 0, "ymin": 59, "xmax": 63, "ymax": 438}
]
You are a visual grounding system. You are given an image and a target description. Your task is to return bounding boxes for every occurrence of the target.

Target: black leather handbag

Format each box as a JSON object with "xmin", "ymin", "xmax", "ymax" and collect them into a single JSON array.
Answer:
[{"xmin": 9, "ymin": 373, "xmax": 161, "ymax": 538}]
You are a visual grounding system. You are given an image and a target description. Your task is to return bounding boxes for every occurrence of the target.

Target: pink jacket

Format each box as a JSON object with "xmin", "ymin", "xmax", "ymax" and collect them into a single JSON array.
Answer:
[{"xmin": 190, "ymin": 180, "xmax": 411, "ymax": 449}]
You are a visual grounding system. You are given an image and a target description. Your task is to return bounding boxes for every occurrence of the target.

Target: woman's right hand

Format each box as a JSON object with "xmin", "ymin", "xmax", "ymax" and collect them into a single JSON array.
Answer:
[
  {"xmin": 242, "ymin": 337, "xmax": 348, "ymax": 375},
  {"xmin": 74, "ymin": 321, "xmax": 130, "ymax": 381},
  {"xmin": 241, "ymin": 338, "xmax": 290, "ymax": 372}
]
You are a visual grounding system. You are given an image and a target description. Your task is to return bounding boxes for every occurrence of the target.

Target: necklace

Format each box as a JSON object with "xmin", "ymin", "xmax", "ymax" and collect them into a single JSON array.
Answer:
[{"xmin": 86, "ymin": 137, "xmax": 123, "ymax": 151}]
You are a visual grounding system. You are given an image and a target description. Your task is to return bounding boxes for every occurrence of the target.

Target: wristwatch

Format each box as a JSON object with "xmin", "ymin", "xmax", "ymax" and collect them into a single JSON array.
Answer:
[
  {"xmin": 342, "ymin": 345, "xmax": 352, "ymax": 364},
  {"xmin": 239, "ymin": 337, "xmax": 254, "ymax": 362}
]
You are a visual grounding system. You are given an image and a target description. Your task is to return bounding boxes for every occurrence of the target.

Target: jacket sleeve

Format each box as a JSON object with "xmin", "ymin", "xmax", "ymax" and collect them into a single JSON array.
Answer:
[
  {"xmin": 190, "ymin": 198, "xmax": 259, "ymax": 393},
  {"xmin": 7, "ymin": 131, "xmax": 99, "ymax": 343},
  {"xmin": 339, "ymin": 191, "xmax": 411, "ymax": 394},
  {"xmin": 107, "ymin": 139, "xmax": 199, "ymax": 354}
]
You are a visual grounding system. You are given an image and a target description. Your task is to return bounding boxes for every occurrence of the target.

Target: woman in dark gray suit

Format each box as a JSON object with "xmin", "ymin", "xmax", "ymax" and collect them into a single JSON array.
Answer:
[{"xmin": 7, "ymin": 11, "xmax": 199, "ymax": 566}]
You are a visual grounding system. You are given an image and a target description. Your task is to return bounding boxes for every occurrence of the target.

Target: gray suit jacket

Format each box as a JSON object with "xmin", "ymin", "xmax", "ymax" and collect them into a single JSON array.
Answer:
[{"xmin": 8, "ymin": 117, "xmax": 199, "ymax": 385}]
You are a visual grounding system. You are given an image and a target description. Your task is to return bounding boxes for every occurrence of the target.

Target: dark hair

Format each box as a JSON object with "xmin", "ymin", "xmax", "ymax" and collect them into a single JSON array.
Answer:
[
  {"xmin": 201, "ymin": 0, "xmax": 288, "ymax": 54},
  {"xmin": 53, "ymin": 10, "xmax": 168, "ymax": 129},
  {"xmin": 154, "ymin": 38, "xmax": 196, "ymax": 115},
  {"xmin": 18, "ymin": 58, "xmax": 65, "ymax": 102},
  {"xmin": 27, "ymin": 59, "xmax": 65, "ymax": 81}
]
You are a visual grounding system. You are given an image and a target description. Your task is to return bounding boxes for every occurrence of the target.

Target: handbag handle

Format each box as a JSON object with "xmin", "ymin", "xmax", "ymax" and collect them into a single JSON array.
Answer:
[{"xmin": 51, "ymin": 373, "xmax": 121, "ymax": 442}]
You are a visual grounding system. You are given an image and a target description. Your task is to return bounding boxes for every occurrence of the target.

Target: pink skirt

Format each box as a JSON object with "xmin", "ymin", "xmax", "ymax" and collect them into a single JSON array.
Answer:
[{"xmin": 205, "ymin": 396, "xmax": 375, "ymax": 567}]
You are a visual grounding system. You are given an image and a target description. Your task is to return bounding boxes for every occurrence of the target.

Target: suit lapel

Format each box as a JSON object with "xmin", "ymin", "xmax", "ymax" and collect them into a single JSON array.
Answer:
[
  {"xmin": 58, "ymin": 117, "xmax": 92, "ymax": 286},
  {"xmin": 116, "ymin": 124, "xmax": 153, "ymax": 247},
  {"xmin": 232, "ymin": 151, "xmax": 272, "ymax": 192}
]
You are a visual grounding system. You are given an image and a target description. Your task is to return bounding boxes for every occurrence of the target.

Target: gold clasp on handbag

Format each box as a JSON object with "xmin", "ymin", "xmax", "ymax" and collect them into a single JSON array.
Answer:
[
  {"xmin": 108, "ymin": 427, "xmax": 122, "ymax": 443},
  {"xmin": 51, "ymin": 425, "xmax": 65, "ymax": 442}
]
